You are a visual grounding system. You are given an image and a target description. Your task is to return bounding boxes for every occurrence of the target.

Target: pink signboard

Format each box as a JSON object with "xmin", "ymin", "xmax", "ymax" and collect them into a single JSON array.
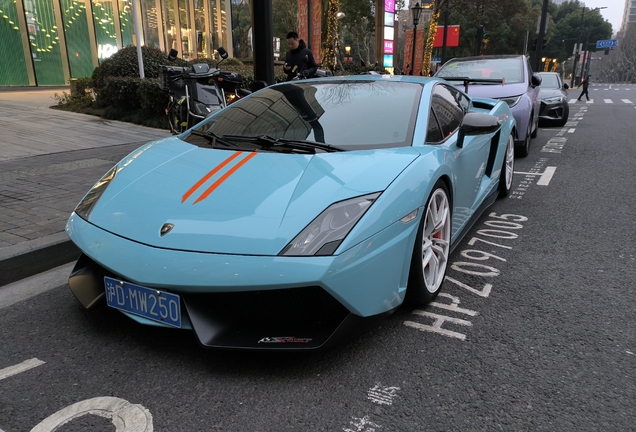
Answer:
[
  {"xmin": 384, "ymin": 0, "xmax": 394, "ymax": 13},
  {"xmin": 384, "ymin": 41, "xmax": 394, "ymax": 54}
]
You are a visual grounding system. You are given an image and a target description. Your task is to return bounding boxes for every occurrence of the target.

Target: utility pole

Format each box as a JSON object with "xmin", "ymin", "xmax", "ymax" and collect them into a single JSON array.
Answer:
[{"xmin": 535, "ymin": 0, "xmax": 549, "ymax": 71}]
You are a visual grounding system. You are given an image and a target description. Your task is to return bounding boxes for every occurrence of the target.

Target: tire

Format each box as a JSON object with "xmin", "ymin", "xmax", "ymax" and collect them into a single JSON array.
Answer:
[
  {"xmin": 405, "ymin": 181, "xmax": 451, "ymax": 305},
  {"xmin": 515, "ymin": 119, "xmax": 531, "ymax": 158},
  {"xmin": 498, "ymin": 134, "xmax": 515, "ymax": 198},
  {"xmin": 554, "ymin": 104, "xmax": 569, "ymax": 127}
]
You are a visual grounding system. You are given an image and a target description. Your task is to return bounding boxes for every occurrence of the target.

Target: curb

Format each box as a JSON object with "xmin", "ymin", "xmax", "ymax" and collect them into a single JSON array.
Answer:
[{"xmin": 0, "ymin": 232, "xmax": 79, "ymax": 287}]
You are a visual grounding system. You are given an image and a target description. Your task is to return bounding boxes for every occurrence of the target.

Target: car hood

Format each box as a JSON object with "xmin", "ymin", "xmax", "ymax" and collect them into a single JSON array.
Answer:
[
  {"xmin": 451, "ymin": 82, "xmax": 530, "ymax": 99},
  {"xmin": 538, "ymin": 88, "xmax": 566, "ymax": 99},
  {"xmin": 87, "ymin": 138, "xmax": 420, "ymax": 255}
]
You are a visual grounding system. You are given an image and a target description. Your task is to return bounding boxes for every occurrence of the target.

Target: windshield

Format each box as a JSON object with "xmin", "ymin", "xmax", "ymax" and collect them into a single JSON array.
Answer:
[
  {"xmin": 437, "ymin": 57, "xmax": 525, "ymax": 84},
  {"xmin": 188, "ymin": 80, "xmax": 422, "ymax": 150},
  {"xmin": 538, "ymin": 74, "xmax": 560, "ymax": 89}
]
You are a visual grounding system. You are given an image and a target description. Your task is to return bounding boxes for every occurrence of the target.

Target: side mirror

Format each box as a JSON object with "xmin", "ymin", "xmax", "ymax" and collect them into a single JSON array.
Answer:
[
  {"xmin": 531, "ymin": 74, "xmax": 542, "ymax": 87},
  {"xmin": 168, "ymin": 49, "xmax": 178, "ymax": 62},
  {"xmin": 563, "ymin": 83, "xmax": 569, "ymax": 90},
  {"xmin": 456, "ymin": 112, "xmax": 500, "ymax": 148},
  {"xmin": 217, "ymin": 46, "xmax": 228, "ymax": 59}
]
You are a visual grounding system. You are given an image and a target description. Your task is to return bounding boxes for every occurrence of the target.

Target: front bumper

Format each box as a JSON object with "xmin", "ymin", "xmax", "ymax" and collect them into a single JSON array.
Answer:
[
  {"xmin": 539, "ymin": 100, "xmax": 567, "ymax": 121},
  {"xmin": 66, "ymin": 212, "xmax": 419, "ymax": 349}
]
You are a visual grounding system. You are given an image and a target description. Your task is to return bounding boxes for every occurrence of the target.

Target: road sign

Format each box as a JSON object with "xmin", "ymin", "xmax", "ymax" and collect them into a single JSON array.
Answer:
[
  {"xmin": 596, "ymin": 39, "xmax": 617, "ymax": 49},
  {"xmin": 432, "ymin": 57, "xmax": 442, "ymax": 62}
]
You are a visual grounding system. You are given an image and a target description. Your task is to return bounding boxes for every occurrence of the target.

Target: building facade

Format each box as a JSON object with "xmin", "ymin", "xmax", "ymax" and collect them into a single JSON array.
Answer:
[
  {"xmin": 0, "ymin": 0, "xmax": 244, "ymax": 86},
  {"xmin": 622, "ymin": 0, "xmax": 636, "ymax": 31}
]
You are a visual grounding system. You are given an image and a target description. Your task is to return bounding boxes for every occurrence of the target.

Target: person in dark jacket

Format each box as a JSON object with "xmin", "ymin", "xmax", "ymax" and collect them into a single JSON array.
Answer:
[
  {"xmin": 283, "ymin": 32, "xmax": 317, "ymax": 81},
  {"xmin": 577, "ymin": 76, "xmax": 590, "ymax": 101}
]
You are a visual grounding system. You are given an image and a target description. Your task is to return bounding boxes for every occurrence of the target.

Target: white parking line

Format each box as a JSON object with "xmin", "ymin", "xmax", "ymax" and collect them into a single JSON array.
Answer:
[
  {"xmin": 0, "ymin": 263, "xmax": 73, "ymax": 310},
  {"xmin": 537, "ymin": 166, "xmax": 557, "ymax": 185},
  {"xmin": 622, "ymin": 99, "xmax": 633, "ymax": 104},
  {"xmin": 604, "ymin": 99, "xmax": 614, "ymax": 103},
  {"xmin": 515, "ymin": 167, "xmax": 557, "ymax": 185},
  {"xmin": 0, "ymin": 358, "xmax": 45, "ymax": 381},
  {"xmin": 586, "ymin": 99, "xmax": 594, "ymax": 104},
  {"xmin": 568, "ymin": 129, "xmax": 576, "ymax": 133}
]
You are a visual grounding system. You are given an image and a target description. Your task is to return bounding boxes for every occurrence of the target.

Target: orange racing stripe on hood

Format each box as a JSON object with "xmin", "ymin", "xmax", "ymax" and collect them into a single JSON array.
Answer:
[
  {"xmin": 193, "ymin": 152, "xmax": 257, "ymax": 204},
  {"xmin": 181, "ymin": 151, "xmax": 243, "ymax": 203}
]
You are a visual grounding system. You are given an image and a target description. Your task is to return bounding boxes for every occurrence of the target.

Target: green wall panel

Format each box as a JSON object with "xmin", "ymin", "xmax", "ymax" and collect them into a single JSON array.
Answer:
[
  {"xmin": 23, "ymin": 0, "xmax": 65, "ymax": 85},
  {"xmin": 0, "ymin": 0, "xmax": 30, "ymax": 85},
  {"xmin": 62, "ymin": 0, "xmax": 93, "ymax": 77}
]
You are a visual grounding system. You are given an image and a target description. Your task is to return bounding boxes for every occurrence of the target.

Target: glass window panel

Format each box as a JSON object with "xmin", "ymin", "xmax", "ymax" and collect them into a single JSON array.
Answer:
[
  {"xmin": 193, "ymin": 0, "xmax": 206, "ymax": 57},
  {"xmin": 23, "ymin": 0, "xmax": 65, "ymax": 84},
  {"xmin": 178, "ymin": 0, "xmax": 193, "ymax": 59},
  {"xmin": 140, "ymin": 0, "xmax": 161, "ymax": 47},
  {"xmin": 119, "ymin": 0, "xmax": 134, "ymax": 46},
  {"xmin": 92, "ymin": 0, "xmax": 118, "ymax": 62},
  {"xmin": 163, "ymin": 0, "xmax": 177, "ymax": 51},
  {"xmin": 209, "ymin": 0, "xmax": 227, "ymax": 50},
  {"xmin": 0, "ymin": 0, "xmax": 30, "ymax": 85},
  {"xmin": 61, "ymin": 0, "xmax": 94, "ymax": 77},
  {"xmin": 231, "ymin": 0, "xmax": 251, "ymax": 58}
]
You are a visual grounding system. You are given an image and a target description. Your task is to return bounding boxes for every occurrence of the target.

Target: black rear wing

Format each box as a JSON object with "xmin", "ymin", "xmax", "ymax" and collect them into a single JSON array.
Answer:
[{"xmin": 439, "ymin": 77, "xmax": 505, "ymax": 93}]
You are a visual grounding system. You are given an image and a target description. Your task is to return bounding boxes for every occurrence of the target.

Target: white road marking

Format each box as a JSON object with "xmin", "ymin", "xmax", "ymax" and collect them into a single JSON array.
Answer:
[
  {"xmin": 405, "ymin": 311, "xmax": 472, "ymax": 341},
  {"xmin": 514, "ymin": 167, "xmax": 557, "ymax": 185},
  {"xmin": 0, "ymin": 263, "xmax": 73, "ymax": 310},
  {"xmin": 568, "ymin": 128, "xmax": 576, "ymax": 133},
  {"xmin": 0, "ymin": 358, "xmax": 45, "ymax": 381},
  {"xmin": 569, "ymin": 99, "xmax": 578, "ymax": 104},
  {"xmin": 367, "ymin": 384, "xmax": 400, "ymax": 406},
  {"xmin": 604, "ymin": 99, "xmax": 614, "ymax": 103},
  {"xmin": 622, "ymin": 99, "xmax": 633, "ymax": 104},
  {"xmin": 31, "ymin": 397, "xmax": 153, "ymax": 432},
  {"xmin": 586, "ymin": 99, "xmax": 594, "ymax": 104},
  {"xmin": 536, "ymin": 166, "xmax": 557, "ymax": 186},
  {"xmin": 343, "ymin": 415, "xmax": 381, "ymax": 432}
]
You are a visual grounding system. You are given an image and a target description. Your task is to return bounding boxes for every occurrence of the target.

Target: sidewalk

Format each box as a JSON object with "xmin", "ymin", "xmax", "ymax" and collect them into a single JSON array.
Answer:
[{"xmin": 0, "ymin": 88, "xmax": 170, "ymax": 286}]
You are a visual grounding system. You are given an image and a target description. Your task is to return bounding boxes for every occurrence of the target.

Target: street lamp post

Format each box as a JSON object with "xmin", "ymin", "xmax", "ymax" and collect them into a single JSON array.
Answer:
[{"xmin": 410, "ymin": 2, "xmax": 423, "ymax": 75}]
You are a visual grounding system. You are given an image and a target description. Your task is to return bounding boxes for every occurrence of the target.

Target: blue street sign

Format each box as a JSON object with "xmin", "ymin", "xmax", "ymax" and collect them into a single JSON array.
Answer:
[
  {"xmin": 596, "ymin": 39, "xmax": 617, "ymax": 49},
  {"xmin": 432, "ymin": 57, "xmax": 442, "ymax": 62}
]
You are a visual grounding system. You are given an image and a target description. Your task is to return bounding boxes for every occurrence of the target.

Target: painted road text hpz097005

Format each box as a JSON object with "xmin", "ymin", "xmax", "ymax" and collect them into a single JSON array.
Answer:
[{"xmin": 66, "ymin": 75, "xmax": 516, "ymax": 350}]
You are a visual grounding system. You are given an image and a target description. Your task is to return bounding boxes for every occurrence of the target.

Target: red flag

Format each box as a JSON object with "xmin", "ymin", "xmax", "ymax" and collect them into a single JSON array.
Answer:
[
  {"xmin": 433, "ymin": 25, "xmax": 460, "ymax": 48},
  {"xmin": 298, "ymin": 0, "xmax": 308, "ymax": 41}
]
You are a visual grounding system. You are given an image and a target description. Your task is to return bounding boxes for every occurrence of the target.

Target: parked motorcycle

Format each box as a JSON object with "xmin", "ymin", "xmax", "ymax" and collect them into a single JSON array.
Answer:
[{"xmin": 159, "ymin": 47, "xmax": 250, "ymax": 134}]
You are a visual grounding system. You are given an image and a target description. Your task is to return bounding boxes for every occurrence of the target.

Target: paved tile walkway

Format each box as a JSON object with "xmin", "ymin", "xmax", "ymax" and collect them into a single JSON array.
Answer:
[{"xmin": 0, "ymin": 88, "xmax": 170, "ymax": 252}]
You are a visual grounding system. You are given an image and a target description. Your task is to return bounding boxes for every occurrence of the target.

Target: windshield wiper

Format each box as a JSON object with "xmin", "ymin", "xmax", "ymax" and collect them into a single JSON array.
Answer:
[
  {"xmin": 222, "ymin": 134, "xmax": 345, "ymax": 153},
  {"xmin": 188, "ymin": 130, "xmax": 238, "ymax": 148}
]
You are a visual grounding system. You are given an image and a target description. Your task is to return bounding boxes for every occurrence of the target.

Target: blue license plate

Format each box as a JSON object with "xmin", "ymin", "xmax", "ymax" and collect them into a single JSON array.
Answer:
[{"xmin": 104, "ymin": 277, "xmax": 181, "ymax": 328}]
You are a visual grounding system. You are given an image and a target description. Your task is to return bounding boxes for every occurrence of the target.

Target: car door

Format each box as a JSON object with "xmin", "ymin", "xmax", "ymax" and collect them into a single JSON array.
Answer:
[{"xmin": 427, "ymin": 84, "xmax": 491, "ymax": 235}]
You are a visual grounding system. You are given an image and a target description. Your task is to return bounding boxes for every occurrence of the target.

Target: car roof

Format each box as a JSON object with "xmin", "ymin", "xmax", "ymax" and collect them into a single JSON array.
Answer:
[{"xmin": 445, "ymin": 55, "xmax": 526, "ymax": 62}]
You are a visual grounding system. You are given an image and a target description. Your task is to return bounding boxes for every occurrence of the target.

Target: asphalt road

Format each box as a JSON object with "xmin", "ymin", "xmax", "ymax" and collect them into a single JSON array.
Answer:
[{"xmin": 1, "ymin": 85, "xmax": 634, "ymax": 432}]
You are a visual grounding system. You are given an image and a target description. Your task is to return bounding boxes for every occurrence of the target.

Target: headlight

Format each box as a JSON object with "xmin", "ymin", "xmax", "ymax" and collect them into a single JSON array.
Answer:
[
  {"xmin": 74, "ymin": 166, "xmax": 117, "ymax": 221},
  {"xmin": 280, "ymin": 192, "xmax": 381, "ymax": 256},
  {"xmin": 498, "ymin": 95, "xmax": 522, "ymax": 108},
  {"xmin": 193, "ymin": 101, "xmax": 220, "ymax": 116},
  {"xmin": 543, "ymin": 96, "xmax": 564, "ymax": 104}
]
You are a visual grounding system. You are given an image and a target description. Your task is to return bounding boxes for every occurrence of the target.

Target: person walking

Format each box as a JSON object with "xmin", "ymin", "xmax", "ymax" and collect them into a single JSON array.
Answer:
[
  {"xmin": 283, "ymin": 32, "xmax": 317, "ymax": 81},
  {"xmin": 577, "ymin": 76, "xmax": 590, "ymax": 101}
]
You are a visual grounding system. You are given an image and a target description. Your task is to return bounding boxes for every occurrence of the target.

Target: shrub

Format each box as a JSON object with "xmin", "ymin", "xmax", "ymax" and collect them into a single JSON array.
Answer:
[
  {"xmin": 92, "ymin": 45, "xmax": 186, "ymax": 89},
  {"xmin": 138, "ymin": 78, "xmax": 169, "ymax": 113},
  {"xmin": 98, "ymin": 76, "xmax": 142, "ymax": 109}
]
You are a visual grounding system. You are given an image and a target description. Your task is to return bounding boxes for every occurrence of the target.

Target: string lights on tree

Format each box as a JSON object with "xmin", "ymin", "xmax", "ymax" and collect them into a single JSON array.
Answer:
[{"xmin": 322, "ymin": 0, "xmax": 340, "ymax": 70}]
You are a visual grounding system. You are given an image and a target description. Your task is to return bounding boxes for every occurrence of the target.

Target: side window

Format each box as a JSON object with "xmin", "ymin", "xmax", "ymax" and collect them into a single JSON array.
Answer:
[
  {"xmin": 430, "ymin": 84, "xmax": 463, "ymax": 140},
  {"xmin": 426, "ymin": 108, "xmax": 443, "ymax": 143}
]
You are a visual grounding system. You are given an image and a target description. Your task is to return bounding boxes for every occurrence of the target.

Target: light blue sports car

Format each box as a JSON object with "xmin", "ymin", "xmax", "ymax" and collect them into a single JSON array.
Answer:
[{"xmin": 66, "ymin": 75, "xmax": 516, "ymax": 350}]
